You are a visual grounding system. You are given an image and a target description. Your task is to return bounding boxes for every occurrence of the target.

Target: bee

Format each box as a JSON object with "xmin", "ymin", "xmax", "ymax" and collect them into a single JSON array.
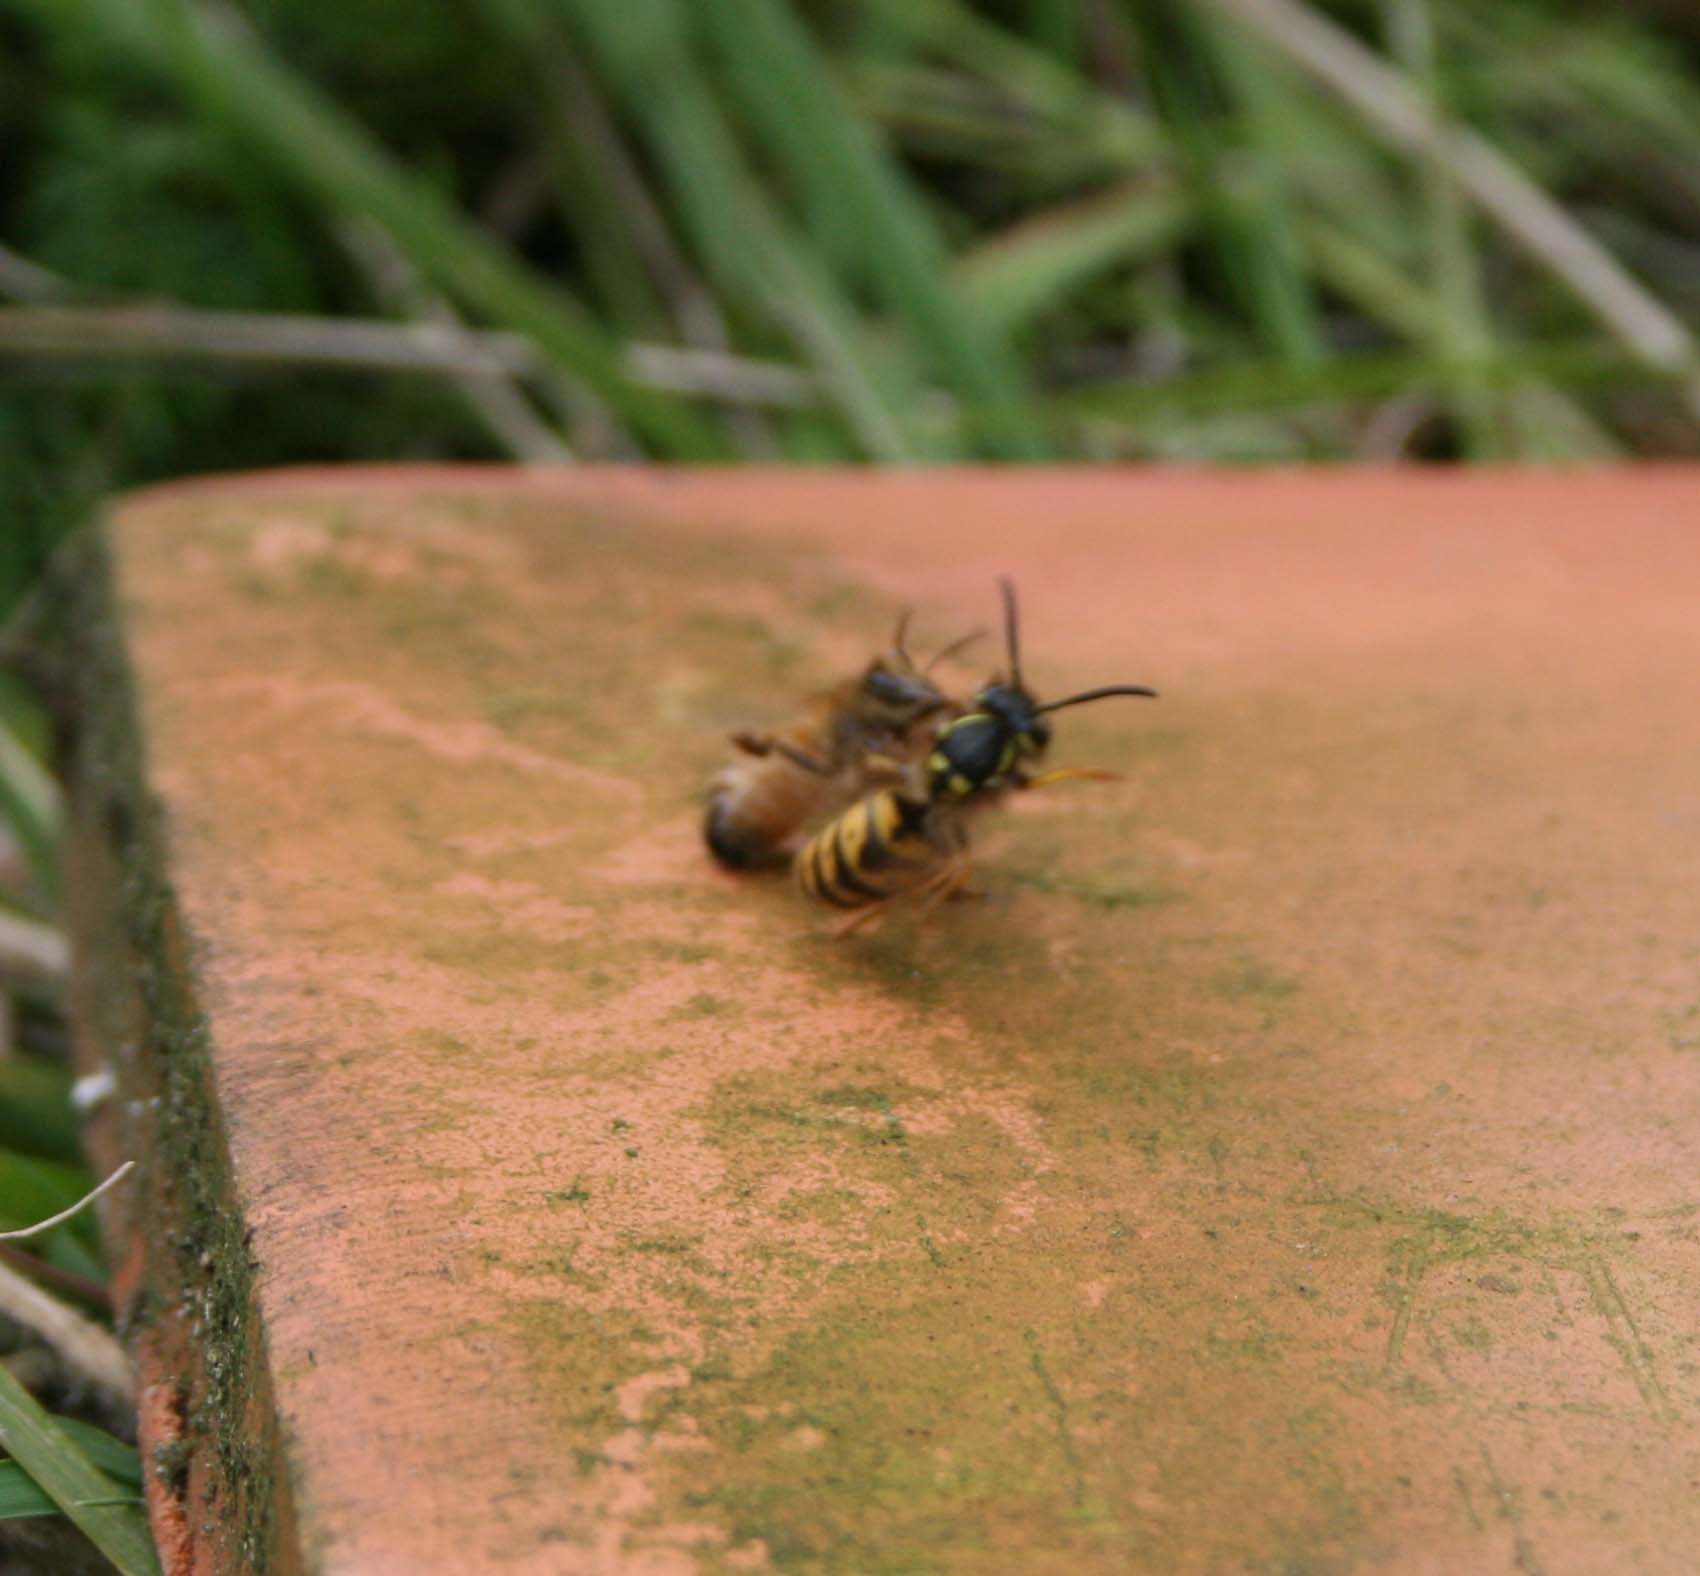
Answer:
[
  {"xmin": 703, "ymin": 612, "xmax": 979, "ymax": 872},
  {"xmin": 795, "ymin": 578, "xmax": 1157, "ymax": 932}
]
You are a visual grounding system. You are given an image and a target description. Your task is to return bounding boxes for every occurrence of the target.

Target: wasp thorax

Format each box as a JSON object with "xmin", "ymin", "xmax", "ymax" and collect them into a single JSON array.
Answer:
[{"xmin": 927, "ymin": 682, "xmax": 1051, "ymax": 799}]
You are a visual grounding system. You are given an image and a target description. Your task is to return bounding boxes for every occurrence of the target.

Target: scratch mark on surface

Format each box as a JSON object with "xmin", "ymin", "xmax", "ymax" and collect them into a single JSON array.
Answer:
[
  {"xmin": 1581, "ymin": 1248, "xmax": 1675, "ymax": 1422},
  {"xmin": 1538, "ymin": 1264, "xmax": 1574, "ymax": 1328},
  {"xmin": 215, "ymin": 675, "xmax": 642, "ymax": 801},
  {"xmin": 916, "ymin": 1214, "xmax": 945, "ymax": 1269},
  {"xmin": 1421, "ymin": 1322, "xmax": 1459, "ymax": 1389},
  {"xmin": 1452, "ymin": 1466, "xmax": 1484, "ymax": 1533},
  {"xmin": 1479, "ymin": 1445, "xmax": 1545, "ymax": 1576},
  {"xmin": 1025, "ymin": 1328, "xmax": 1085, "ymax": 1506},
  {"xmin": 1385, "ymin": 1244, "xmax": 1426, "ymax": 1371}
]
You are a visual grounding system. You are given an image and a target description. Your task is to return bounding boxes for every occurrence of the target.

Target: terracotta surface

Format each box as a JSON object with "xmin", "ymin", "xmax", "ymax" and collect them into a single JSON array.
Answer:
[{"xmin": 71, "ymin": 466, "xmax": 1700, "ymax": 1574}]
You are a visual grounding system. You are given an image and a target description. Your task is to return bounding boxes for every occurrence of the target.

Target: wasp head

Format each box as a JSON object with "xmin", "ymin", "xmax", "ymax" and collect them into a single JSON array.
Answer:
[{"xmin": 925, "ymin": 580, "xmax": 1157, "ymax": 801}]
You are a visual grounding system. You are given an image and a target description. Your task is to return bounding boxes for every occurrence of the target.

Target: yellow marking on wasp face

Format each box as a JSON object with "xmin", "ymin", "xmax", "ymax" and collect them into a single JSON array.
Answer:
[
  {"xmin": 997, "ymin": 741, "xmax": 1017, "ymax": 776},
  {"xmin": 927, "ymin": 751, "xmax": 949, "ymax": 774},
  {"xmin": 949, "ymin": 773, "xmax": 973, "ymax": 797}
]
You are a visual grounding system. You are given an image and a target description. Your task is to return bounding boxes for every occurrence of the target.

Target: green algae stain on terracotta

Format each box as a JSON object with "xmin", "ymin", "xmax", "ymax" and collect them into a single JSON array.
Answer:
[
  {"xmin": 1211, "ymin": 957, "xmax": 1302, "ymax": 1003},
  {"xmin": 1005, "ymin": 867, "xmax": 1179, "ymax": 910},
  {"xmin": 672, "ymin": 1292, "xmax": 1124, "ymax": 1575},
  {"xmin": 670, "ymin": 991, "xmax": 735, "ymax": 1021},
  {"xmin": 181, "ymin": 491, "xmax": 910, "ymax": 858},
  {"xmin": 483, "ymin": 501, "xmax": 1372, "ymax": 1570},
  {"xmin": 661, "ymin": 1057, "xmax": 1125, "ymax": 1569},
  {"xmin": 635, "ymin": 820, "xmax": 1408, "ymax": 1572},
  {"xmin": 168, "ymin": 489, "xmax": 1687, "ymax": 1569}
]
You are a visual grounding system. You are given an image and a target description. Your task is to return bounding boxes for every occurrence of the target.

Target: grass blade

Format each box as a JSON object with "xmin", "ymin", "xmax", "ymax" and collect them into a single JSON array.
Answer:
[
  {"xmin": 554, "ymin": 0, "xmax": 940, "ymax": 461},
  {"xmin": 1058, "ymin": 341, "xmax": 1672, "ymax": 426},
  {"xmin": 0, "ymin": 716, "xmax": 61, "ymax": 906},
  {"xmin": 864, "ymin": 0, "xmax": 1165, "ymax": 170},
  {"xmin": 0, "ymin": 1460, "xmax": 60, "ymax": 1520},
  {"xmin": 0, "ymin": 1365, "xmax": 159, "ymax": 1574},
  {"xmin": 0, "ymin": 1458, "xmax": 143, "ymax": 1521},
  {"xmin": 696, "ymin": 0, "xmax": 1049, "ymax": 458},
  {"xmin": 0, "ymin": 1056, "xmax": 83, "ymax": 1168},
  {"xmin": 1383, "ymin": 0, "xmax": 1500, "ymax": 457},
  {"xmin": 46, "ymin": 1421, "xmax": 143, "ymax": 1490},
  {"xmin": 1202, "ymin": 0, "xmax": 1700, "ymax": 412},
  {"xmin": 1126, "ymin": 0, "xmax": 1326, "ymax": 365},
  {"xmin": 1301, "ymin": 219, "xmax": 1443, "ymax": 345},
  {"xmin": 957, "ymin": 184, "xmax": 1192, "ymax": 335},
  {"xmin": 48, "ymin": 0, "xmax": 724, "ymax": 458}
]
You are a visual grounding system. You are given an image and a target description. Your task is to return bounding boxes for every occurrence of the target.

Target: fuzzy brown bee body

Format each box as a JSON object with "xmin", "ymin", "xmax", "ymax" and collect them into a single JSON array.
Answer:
[
  {"xmin": 703, "ymin": 681, "xmax": 916, "ymax": 871},
  {"xmin": 794, "ymin": 580, "xmax": 1157, "ymax": 932},
  {"xmin": 703, "ymin": 617, "xmax": 972, "ymax": 872}
]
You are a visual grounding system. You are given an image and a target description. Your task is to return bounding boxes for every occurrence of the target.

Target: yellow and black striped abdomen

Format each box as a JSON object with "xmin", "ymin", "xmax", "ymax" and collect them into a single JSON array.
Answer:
[{"xmin": 795, "ymin": 790, "xmax": 937, "ymax": 908}]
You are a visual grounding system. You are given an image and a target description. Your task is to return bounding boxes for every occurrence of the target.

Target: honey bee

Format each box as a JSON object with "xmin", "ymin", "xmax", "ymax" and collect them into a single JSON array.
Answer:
[
  {"xmin": 703, "ymin": 613, "xmax": 978, "ymax": 872},
  {"xmin": 795, "ymin": 578, "xmax": 1157, "ymax": 932}
]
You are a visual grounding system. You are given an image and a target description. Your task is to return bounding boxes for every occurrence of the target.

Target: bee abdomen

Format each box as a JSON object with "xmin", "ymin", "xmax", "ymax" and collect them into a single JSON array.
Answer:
[{"xmin": 704, "ymin": 796, "xmax": 790, "ymax": 872}]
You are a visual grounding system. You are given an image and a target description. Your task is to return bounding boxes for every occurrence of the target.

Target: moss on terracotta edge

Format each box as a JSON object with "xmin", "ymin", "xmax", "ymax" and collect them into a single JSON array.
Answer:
[{"xmin": 46, "ymin": 521, "xmax": 304, "ymax": 1574}]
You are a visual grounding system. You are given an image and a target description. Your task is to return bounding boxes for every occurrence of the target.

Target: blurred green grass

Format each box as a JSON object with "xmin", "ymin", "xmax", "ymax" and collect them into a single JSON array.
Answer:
[
  {"xmin": 3, "ymin": 0, "xmax": 1700, "ymax": 610},
  {"xmin": 0, "ymin": 672, "xmax": 149, "ymax": 1572}
]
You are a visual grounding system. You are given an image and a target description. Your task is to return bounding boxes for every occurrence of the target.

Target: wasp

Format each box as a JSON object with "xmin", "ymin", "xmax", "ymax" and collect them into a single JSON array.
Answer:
[
  {"xmin": 795, "ymin": 578, "xmax": 1157, "ymax": 932},
  {"xmin": 703, "ymin": 612, "xmax": 979, "ymax": 872}
]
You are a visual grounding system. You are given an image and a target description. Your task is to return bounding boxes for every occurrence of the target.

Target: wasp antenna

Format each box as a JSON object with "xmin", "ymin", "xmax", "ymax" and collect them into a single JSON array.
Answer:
[
  {"xmin": 924, "ymin": 626, "xmax": 985, "ymax": 675},
  {"xmin": 1035, "ymin": 684, "xmax": 1159, "ymax": 714},
  {"xmin": 892, "ymin": 608, "xmax": 914, "ymax": 666},
  {"xmin": 999, "ymin": 577, "xmax": 1024, "ymax": 689}
]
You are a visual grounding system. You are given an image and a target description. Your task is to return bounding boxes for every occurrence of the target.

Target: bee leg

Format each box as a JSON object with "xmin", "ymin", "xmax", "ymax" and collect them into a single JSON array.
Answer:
[
  {"xmin": 916, "ymin": 855, "xmax": 975, "ymax": 921},
  {"xmin": 831, "ymin": 902, "xmax": 890, "ymax": 940},
  {"xmin": 730, "ymin": 732, "xmax": 831, "ymax": 773},
  {"xmin": 773, "ymin": 741, "xmax": 833, "ymax": 775},
  {"xmin": 1018, "ymin": 765, "xmax": 1120, "ymax": 791},
  {"xmin": 831, "ymin": 860, "xmax": 969, "ymax": 939}
]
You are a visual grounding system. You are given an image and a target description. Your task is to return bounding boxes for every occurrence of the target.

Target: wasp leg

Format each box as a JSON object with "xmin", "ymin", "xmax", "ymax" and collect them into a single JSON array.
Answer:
[
  {"xmin": 830, "ymin": 856, "xmax": 972, "ymax": 939},
  {"xmin": 729, "ymin": 730, "xmax": 773, "ymax": 757},
  {"xmin": 1018, "ymin": 765, "xmax": 1120, "ymax": 791},
  {"xmin": 831, "ymin": 901, "xmax": 891, "ymax": 940},
  {"xmin": 916, "ymin": 855, "xmax": 975, "ymax": 921}
]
